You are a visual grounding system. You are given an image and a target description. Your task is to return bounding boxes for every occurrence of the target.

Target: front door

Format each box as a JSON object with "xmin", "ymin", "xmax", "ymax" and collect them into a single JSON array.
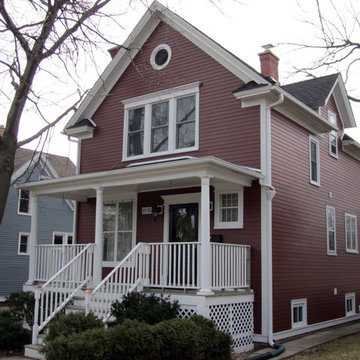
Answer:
[{"xmin": 168, "ymin": 203, "xmax": 198, "ymax": 285}]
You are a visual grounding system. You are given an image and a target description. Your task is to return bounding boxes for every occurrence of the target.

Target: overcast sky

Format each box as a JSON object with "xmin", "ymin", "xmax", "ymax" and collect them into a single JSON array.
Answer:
[{"xmin": 5, "ymin": 0, "xmax": 360, "ymax": 163}]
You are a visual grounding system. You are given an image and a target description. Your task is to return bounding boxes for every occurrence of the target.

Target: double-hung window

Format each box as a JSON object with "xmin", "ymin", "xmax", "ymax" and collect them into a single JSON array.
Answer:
[
  {"xmin": 214, "ymin": 186, "xmax": 244, "ymax": 229},
  {"xmin": 328, "ymin": 111, "xmax": 338, "ymax": 158},
  {"xmin": 345, "ymin": 213, "xmax": 358, "ymax": 253},
  {"xmin": 123, "ymin": 82, "xmax": 199, "ymax": 161},
  {"xmin": 309, "ymin": 136, "xmax": 320, "ymax": 186},
  {"xmin": 326, "ymin": 206, "xmax": 336, "ymax": 255},
  {"xmin": 18, "ymin": 189, "xmax": 30, "ymax": 215},
  {"xmin": 103, "ymin": 201, "xmax": 135, "ymax": 264},
  {"xmin": 18, "ymin": 233, "xmax": 30, "ymax": 255}
]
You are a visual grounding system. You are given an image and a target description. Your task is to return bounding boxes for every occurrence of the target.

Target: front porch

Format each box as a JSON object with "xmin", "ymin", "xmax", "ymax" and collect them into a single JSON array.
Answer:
[{"xmin": 19, "ymin": 156, "xmax": 262, "ymax": 353}]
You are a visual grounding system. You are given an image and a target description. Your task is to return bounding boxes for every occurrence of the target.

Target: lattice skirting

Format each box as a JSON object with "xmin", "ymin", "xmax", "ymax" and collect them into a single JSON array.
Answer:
[{"xmin": 172, "ymin": 293, "xmax": 254, "ymax": 353}]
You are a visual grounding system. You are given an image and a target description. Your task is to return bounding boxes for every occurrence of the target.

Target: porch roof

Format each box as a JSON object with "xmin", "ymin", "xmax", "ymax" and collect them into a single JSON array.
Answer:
[{"xmin": 16, "ymin": 156, "xmax": 263, "ymax": 201}]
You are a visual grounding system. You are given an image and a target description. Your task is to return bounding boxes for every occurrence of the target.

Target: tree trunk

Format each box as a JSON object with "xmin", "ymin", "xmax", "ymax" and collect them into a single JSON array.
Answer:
[{"xmin": 0, "ymin": 132, "xmax": 17, "ymax": 224}]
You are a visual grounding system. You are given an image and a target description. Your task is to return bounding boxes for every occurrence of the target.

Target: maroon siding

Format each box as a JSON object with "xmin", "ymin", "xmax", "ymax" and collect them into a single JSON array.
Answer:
[
  {"xmin": 271, "ymin": 105, "xmax": 360, "ymax": 333},
  {"xmin": 79, "ymin": 21, "xmax": 260, "ymax": 173}
]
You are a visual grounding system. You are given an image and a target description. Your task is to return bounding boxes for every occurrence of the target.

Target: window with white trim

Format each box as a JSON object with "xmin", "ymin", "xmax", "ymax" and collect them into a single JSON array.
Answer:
[
  {"xmin": 122, "ymin": 83, "xmax": 199, "ymax": 161},
  {"xmin": 326, "ymin": 206, "xmax": 336, "ymax": 255},
  {"xmin": 345, "ymin": 293, "xmax": 356, "ymax": 316},
  {"xmin": 103, "ymin": 201, "xmax": 135, "ymax": 263},
  {"xmin": 18, "ymin": 189, "xmax": 30, "ymax": 215},
  {"xmin": 150, "ymin": 44, "xmax": 172, "ymax": 71},
  {"xmin": 329, "ymin": 131, "xmax": 338, "ymax": 158},
  {"xmin": 345, "ymin": 213, "xmax": 358, "ymax": 253},
  {"xmin": 18, "ymin": 233, "xmax": 30, "ymax": 255},
  {"xmin": 291, "ymin": 299, "xmax": 307, "ymax": 329},
  {"xmin": 309, "ymin": 136, "xmax": 320, "ymax": 186},
  {"xmin": 53, "ymin": 232, "xmax": 74, "ymax": 245},
  {"xmin": 214, "ymin": 187, "xmax": 244, "ymax": 229}
]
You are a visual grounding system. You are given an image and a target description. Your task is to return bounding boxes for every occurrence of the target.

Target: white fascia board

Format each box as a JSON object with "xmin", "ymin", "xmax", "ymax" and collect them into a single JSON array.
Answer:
[
  {"xmin": 16, "ymin": 156, "xmax": 263, "ymax": 197},
  {"xmin": 156, "ymin": 5, "xmax": 267, "ymax": 84},
  {"xmin": 66, "ymin": 1, "xmax": 268, "ymax": 130},
  {"xmin": 331, "ymin": 78, "xmax": 357, "ymax": 129}
]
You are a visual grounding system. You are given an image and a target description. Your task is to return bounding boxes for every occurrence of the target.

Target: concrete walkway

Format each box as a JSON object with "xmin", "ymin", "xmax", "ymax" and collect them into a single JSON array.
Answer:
[
  {"xmin": 2, "ymin": 320, "xmax": 360, "ymax": 359},
  {"xmin": 249, "ymin": 320, "xmax": 360, "ymax": 359}
]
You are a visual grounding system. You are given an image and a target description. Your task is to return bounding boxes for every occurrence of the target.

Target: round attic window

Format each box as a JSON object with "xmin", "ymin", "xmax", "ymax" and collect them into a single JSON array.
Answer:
[{"xmin": 150, "ymin": 44, "xmax": 172, "ymax": 70}]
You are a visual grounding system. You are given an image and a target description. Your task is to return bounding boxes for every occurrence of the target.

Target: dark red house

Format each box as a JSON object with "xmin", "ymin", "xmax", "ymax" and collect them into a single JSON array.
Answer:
[{"xmin": 21, "ymin": 1, "xmax": 360, "ymax": 354}]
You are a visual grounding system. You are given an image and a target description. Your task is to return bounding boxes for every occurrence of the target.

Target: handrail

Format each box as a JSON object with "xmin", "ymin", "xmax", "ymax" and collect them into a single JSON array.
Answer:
[{"xmin": 32, "ymin": 243, "xmax": 94, "ymax": 344}]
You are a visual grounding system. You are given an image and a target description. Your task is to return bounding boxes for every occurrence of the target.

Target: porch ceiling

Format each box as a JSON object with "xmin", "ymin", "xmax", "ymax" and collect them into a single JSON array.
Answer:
[{"xmin": 16, "ymin": 156, "xmax": 263, "ymax": 201}]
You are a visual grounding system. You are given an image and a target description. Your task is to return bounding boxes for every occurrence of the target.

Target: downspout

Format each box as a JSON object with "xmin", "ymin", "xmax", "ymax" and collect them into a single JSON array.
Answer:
[{"xmin": 257, "ymin": 90, "xmax": 285, "ymax": 358}]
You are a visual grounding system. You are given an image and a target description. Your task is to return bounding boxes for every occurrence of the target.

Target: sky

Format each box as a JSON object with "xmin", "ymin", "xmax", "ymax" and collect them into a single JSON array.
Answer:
[{"xmin": 3, "ymin": 0, "xmax": 360, "ymax": 164}]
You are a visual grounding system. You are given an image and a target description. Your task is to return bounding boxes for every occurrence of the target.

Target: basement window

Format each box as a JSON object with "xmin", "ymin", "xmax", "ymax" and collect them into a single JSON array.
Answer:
[
  {"xmin": 291, "ymin": 299, "xmax": 307, "ymax": 329},
  {"xmin": 345, "ymin": 293, "xmax": 356, "ymax": 316}
]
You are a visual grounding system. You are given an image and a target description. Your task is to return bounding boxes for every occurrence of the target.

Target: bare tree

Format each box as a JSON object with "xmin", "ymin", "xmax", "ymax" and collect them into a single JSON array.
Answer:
[
  {"xmin": 0, "ymin": 0, "xmax": 132, "ymax": 223},
  {"xmin": 288, "ymin": 0, "xmax": 360, "ymax": 103}
]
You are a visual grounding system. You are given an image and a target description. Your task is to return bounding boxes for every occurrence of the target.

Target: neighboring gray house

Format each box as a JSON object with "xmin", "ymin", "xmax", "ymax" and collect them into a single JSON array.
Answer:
[{"xmin": 0, "ymin": 147, "xmax": 76, "ymax": 301}]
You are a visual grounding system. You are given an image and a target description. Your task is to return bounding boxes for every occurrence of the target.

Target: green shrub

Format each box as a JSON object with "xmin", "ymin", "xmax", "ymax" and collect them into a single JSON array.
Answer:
[
  {"xmin": 45, "ymin": 312, "xmax": 103, "ymax": 342},
  {"xmin": 0, "ymin": 310, "xmax": 31, "ymax": 350},
  {"xmin": 5, "ymin": 291, "xmax": 35, "ymax": 328},
  {"xmin": 110, "ymin": 292, "xmax": 179, "ymax": 325},
  {"xmin": 42, "ymin": 315, "xmax": 232, "ymax": 360}
]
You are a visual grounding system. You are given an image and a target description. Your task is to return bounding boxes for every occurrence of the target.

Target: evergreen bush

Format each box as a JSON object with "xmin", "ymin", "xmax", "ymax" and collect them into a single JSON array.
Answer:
[{"xmin": 5, "ymin": 291, "xmax": 35, "ymax": 328}]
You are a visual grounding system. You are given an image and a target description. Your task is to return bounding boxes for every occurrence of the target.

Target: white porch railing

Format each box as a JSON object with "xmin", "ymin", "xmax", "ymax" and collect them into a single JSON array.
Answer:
[
  {"xmin": 211, "ymin": 243, "xmax": 251, "ymax": 289},
  {"xmin": 32, "ymin": 243, "xmax": 94, "ymax": 344},
  {"xmin": 34, "ymin": 244, "xmax": 89, "ymax": 282}
]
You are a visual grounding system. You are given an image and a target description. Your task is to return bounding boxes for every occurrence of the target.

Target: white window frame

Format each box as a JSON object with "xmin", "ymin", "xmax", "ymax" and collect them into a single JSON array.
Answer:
[
  {"xmin": 329, "ymin": 131, "xmax": 338, "ymax": 158},
  {"xmin": 18, "ymin": 232, "xmax": 30, "ymax": 255},
  {"xmin": 326, "ymin": 206, "xmax": 337, "ymax": 256},
  {"xmin": 102, "ymin": 196, "xmax": 137, "ymax": 267},
  {"xmin": 345, "ymin": 293, "xmax": 356, "ymax": 316},
  {"xmin": 328, "ymin": 110, "xmax": 337, "ymax": 126},
  {"xmin": 309, "ymin": 136, "xmax": 320, "ymax": 186},
  {"xmin": 214, "ymin": 185, "xmax": 244, "ymax": 229},
  {"xmin": 18, "ymin": 189, "xmax": 31, "ymax": 215},
  {"xmin": 150, "ymin": 44, "xmax": 172, "ymax": 71},
  {"xmin": 291, "ymin": 299, "xmax": 307, "ymax": 329},
  {"xmin": 122, "ymin": 82, "xmax": 200, "ymax": 161},
  {"xmin": 52, "ymin": 232, "xmax": 74, "ymax": 245},
  {"xmin": 345, "ymin": 213, "xmax": 358, "ymax": 253}
]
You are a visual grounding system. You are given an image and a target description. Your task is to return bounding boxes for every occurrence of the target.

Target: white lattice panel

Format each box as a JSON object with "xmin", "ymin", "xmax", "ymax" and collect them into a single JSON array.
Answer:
[
  {"xmin": 177, "ymin": 305, "xmax": 197, "ymax": 319},
  {"xmin": 209, "ymin": 301, "xmax": 253, "ymax": 353}
]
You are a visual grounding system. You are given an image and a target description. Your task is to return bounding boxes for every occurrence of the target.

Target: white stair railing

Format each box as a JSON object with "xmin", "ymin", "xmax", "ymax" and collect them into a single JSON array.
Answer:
[
  {"xmin": 86, "ymin": 243, "xmax": 149, "ymax": 322},
  {"xmin": 34, "ymin": 244, "xmax": 89, "ymax": 282},
  {"xmin": 32, "ymin": 243, "xmax": 94, "ymax": 344}
]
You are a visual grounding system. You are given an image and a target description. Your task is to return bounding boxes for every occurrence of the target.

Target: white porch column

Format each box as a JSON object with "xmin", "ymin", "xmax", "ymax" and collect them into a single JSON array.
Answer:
[
  {"xmin": 26, "ymin": 193, "xmax": 39, "ymax": 285},
  {"xmin": 197, "ymin": 176, "xmax": 213, "ymax": 295},
  {"xmin": 93, "ymin": 186, "xmax": 104, "ymax": 285}
]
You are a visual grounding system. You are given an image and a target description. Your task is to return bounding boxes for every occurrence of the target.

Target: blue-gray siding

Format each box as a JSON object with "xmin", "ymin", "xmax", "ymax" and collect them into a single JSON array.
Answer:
[{"xmin": 0, "ymin": 165, "xmax": 73, "ymax": 298}]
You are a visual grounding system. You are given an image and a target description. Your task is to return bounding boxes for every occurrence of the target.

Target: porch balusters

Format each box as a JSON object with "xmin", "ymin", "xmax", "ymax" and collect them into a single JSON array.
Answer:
[{"xmin": 27, "ymin": 193, "xmax": 39, "ymax": 285}]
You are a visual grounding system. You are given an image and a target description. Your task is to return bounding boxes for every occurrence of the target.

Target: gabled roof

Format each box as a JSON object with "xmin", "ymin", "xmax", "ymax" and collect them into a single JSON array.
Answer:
[
  {"xmin": 281, "ymin": 74, "xmax": 339, "ymax": 110},
  {"xmin": 64, "ymin": 0, "xmax": 269, "ymax": 131},
  {"xmin": 281, "ymin": 73, "xmax": 356, "ymax": 129},
  {"xmin": 12, "ymin": 148, "xmax": 76, "ymax": 182}
]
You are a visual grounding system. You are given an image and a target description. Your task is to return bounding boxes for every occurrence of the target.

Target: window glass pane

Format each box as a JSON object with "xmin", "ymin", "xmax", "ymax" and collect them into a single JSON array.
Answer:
[
  {"xmin": 19, "ymin": 235, "xmax": 28, "ymax": 253},
  {"xmin": 151, "ymin": 128, "xmax": 168, "ymax": 153},
  {"xmin": 67, "ymin": 236, "xmax": 73, "ymax": 245},
  {"xmin": 328, "ymin": 232, "xmax": 335, "ymax": 251},
  {"xmin": 176, "ymin": 96, "xmax": 195, "ymax": 149},
  {"xmin": 128, "ymin": 107, "xmax": 144, "ymax": 156},
  {"xmin": 152, "ymin": 102, "xmax": 169, "ymax": 127},
  {"xmin": 116, "ymin": 233, "xmax": 132, "ymax": 261},
  {"xmin": 176, "ymin": 122, "xmax": 195, "ymax": 149},
  {"xmin": 54, "ymin": 234, "xmax": 63, "ymax": 245},
  {"xmin": 310, "ymin": 141, "xmax": 318, "ymax": 182},
  {"xmin": 330, "ymin": 132, "xmax": 337, "ymax": 155},
  {"xmin": 103, "ymin": 233, "xmax": 115, "ymax": 261},
  {"xmin": 19, "ymin": 190, "xmax": 30, "ymax": 213},
  {"xmin": 103, "ymin": 204, "xmax": 116, "ymax": 231},
  {"xmin": 118, "ymin": 202, "xmax": 133, "ymax": 230}
]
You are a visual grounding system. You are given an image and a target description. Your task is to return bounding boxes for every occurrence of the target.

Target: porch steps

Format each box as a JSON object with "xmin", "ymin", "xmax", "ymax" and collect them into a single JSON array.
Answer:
[{"xmin": 64, "ymin": 295, "xmax": 87, "ymax": 315}]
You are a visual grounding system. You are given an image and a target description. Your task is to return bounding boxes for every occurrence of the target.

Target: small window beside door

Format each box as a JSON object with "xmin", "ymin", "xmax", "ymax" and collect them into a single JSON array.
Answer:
[{"xmin": 53, "ymin": 232, "xmax": 73, "ymax": 245}]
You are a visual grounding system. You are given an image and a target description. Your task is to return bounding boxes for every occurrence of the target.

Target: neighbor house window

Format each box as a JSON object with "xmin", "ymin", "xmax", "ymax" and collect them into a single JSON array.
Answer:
[
  {"xmin": 18, "ymin": 189, "xmax": 30, "ymax": 215},
  {"xmin": 345, "ymin": 293, "xmax": 356, "ymax": 316},
  {"xmin": 214, "ymin": 187, "xmax": 244, "ymax": 229},
  {"xmin": 123, "ymin": 83, "xmax": 199, "ymax": 161},
  {"xmin": 345, "ymin": 213, "xmax": 358, "ymax": 253},
  {"xmin": 291, "ymin": 299, "xmax": 307, "ymax": 329},
  {"xmin": 18, "ymin": 233, "xmax": 30, "ymax": 255},
  {"xmin": 326, "ymin": 206, "xmax": 336, "ymax": 255},
  {"xmin": 53, "ymin": 232, "xmax": 74, "ymax": 245},
  {"xmin": 329, "ymin": 131, "xmax": 338, "ymax": 158},
  {"xmin": 309, "ymin": 136, "xmax": 320, "ymax": 186},
  {"xmin": 103, "ymin": 201, "xmax": 135, "ymax": 263}
]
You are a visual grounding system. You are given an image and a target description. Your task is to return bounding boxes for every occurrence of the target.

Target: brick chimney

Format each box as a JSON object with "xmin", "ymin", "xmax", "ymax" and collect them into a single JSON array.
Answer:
[
  {"xmin": 0, "ymin": 125, "xmax": 4, "ymax": 137},
  {"xmin": 258, "ymin": 44, "xmax": 279, "ymax": 83}
]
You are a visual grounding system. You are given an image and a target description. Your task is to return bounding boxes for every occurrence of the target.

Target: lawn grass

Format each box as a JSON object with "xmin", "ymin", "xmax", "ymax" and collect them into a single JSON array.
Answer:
[{"xmin": 286, "ymin": 332, "xmax": 360, "ymax": 360}]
